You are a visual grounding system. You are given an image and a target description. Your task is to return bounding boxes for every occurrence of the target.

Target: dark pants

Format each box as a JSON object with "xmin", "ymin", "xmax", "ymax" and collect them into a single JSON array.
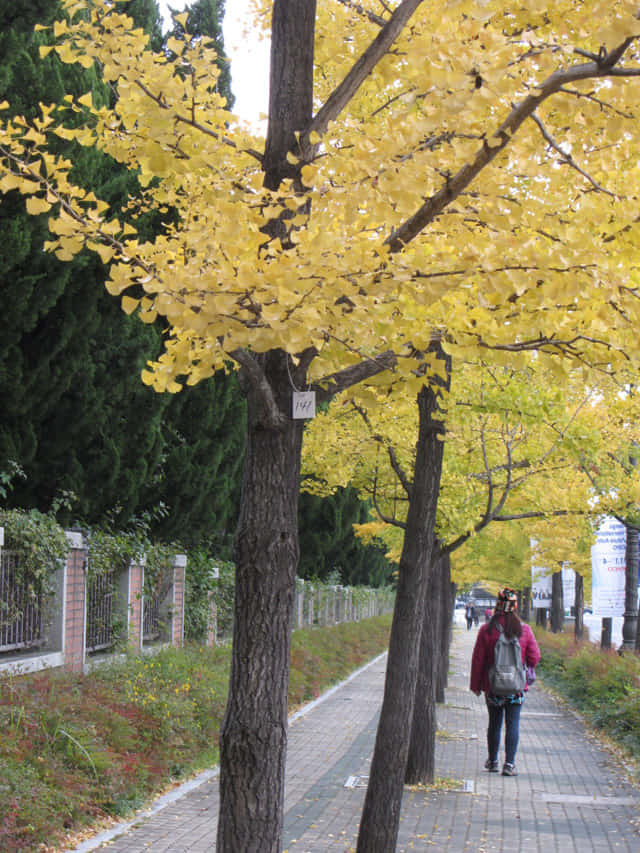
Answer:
[{"xmin": 486, "ymin": 699, "xmax": 522, "ymax": 765}]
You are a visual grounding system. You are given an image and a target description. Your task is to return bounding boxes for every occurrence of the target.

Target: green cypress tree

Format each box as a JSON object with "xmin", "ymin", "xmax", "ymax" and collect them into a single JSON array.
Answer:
[
  {"xmin": 0, "ymin": 0, "xmax": 246, "ymax": 544},
  {"xmin": 298, "ymin": 487, "xmax": 395, "ymax": 588}
]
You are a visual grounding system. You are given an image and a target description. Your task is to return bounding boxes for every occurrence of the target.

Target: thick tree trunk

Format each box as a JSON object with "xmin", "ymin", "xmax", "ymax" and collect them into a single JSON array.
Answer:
[
  {"xmin": 217, "ymin": 352, "xmax": 304, "ymax": 852},
  {"xmin": 621, "ymin": 524, "xmax": 639, "ymax": 652},
  {"xmin": 216, "ymin": 7, "xmax": 317, "ymax": 845},
  {"xmin": 574, "ymin": 572, "xmax": 584, "ymax": 641},
  {"xmin": 357, "ymin": 345, "xmax": 451, "ymax": 853},
  {"xmin": 550, "ymin": 570, "xmax": 563, "ymax": 633}
]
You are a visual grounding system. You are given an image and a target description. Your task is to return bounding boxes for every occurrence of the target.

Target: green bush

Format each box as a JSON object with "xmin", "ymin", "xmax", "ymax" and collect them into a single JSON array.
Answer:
[{"xmin": 535, "ymin": 627, "xmax": 640, "ymax": 756}]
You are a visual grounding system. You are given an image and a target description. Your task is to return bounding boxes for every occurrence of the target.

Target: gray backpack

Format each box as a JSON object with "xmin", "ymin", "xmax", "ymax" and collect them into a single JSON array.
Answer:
[{"xmin": 489, "ymin": 624, "xmax": 526, "ymax": 696}]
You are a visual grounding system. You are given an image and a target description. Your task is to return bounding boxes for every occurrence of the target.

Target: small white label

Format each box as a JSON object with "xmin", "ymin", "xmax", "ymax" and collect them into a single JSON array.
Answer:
[
  {"xmin": 210, "ymin": 565, "xmax": 220, "ymax": 579},
  {"xmin": 292, "ymin": 390, "xmax": 316, "ymax": 419}
]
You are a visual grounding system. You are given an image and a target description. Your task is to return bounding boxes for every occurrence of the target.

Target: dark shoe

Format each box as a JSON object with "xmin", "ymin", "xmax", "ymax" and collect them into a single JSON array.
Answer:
[
  {"xmin": 484, "ymin": 759, "xmax": 499, "ymax": 772},
  {"xmin": 502, "ymin": 763, "xmax": 517, "ymax": 776}
]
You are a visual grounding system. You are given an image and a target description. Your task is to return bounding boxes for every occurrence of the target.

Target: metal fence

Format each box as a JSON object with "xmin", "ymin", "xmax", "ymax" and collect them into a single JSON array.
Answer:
[
  {"xmin": 0, "ymin": 550, "xmax": 44, "ymax": 653},
  {"xmin": 142, "ymin": 593, "xmax": 161, "ymax": 643},
  {"xmin": 85, "ymin": 568, "xmax": 116, "ymax": 653}
]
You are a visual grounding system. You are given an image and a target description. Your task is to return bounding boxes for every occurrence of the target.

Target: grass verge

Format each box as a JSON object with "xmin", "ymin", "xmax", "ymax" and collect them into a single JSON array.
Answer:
[{"xmin": 0, "ymin": 614, "xmax": 391, "ymax": 853}]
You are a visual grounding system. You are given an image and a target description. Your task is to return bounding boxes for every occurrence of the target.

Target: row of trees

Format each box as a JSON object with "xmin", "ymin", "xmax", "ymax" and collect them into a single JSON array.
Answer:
[{"xmin": 3, "ymin": 1, "xmax": 640, "ymax": 851}]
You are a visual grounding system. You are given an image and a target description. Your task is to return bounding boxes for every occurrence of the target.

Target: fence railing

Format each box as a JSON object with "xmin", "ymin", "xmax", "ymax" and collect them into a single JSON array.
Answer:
[
  {"xmin": 0, "ymin": 551, "xmax": 45, "ymax": 653},
  {"xmin": 85, "ymin": 567, "xmax": 116, "ymax": 654},
  {"xmin": 0, "ymin": 527, "xmax": 393, "ymax": 675},
  {"xmin": 0, "ymin": 530, "xmax": 187, "ymax": 675}
]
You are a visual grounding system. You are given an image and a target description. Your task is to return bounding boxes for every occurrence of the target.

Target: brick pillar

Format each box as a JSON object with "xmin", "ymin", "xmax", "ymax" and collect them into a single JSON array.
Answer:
[
  {"xmin": 127, "ymin": 559, "xmax": 144, "ymax": 652},
  {"xmin": 63, "ymin": 531, "xmax": 87, "ymax": 673},
  {"xmin": 207, "ymin": 591, "xmax": 218, "ymax": 647},
  {"xmin": 171, "ymin": 555, "xmax": 187, "ymax": 647}
]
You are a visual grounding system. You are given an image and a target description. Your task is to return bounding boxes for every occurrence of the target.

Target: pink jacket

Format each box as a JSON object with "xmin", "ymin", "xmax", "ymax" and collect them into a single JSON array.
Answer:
[{"xmin": 469, "ymin": 616, "xmax": 540, "ymax": 695}]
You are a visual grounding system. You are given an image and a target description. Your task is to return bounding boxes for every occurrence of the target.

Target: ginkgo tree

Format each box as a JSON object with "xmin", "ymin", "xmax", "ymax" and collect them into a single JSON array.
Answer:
[
  {"xmin": 3, "ymin": 1, "xmax": 640, "ymax": 850},
  {"xmin": 302, "ymin": 354, "xmax": 601, "ymax": 783}
]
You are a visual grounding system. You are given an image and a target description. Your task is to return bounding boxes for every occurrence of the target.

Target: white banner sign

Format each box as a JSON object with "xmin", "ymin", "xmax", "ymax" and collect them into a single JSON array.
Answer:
[
  {"xmin": 591, "ymin": 516, "xmax": 626, "ymax": 618},
  {"xmin": 531, "ymin": 539, "xmax": 576, "ymax": 609}
]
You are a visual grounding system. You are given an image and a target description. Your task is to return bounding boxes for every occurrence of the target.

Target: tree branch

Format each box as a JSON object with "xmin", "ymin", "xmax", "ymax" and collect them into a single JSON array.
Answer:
[
  {"xmin": 530, "ymin": 112, "xmax": 616, "ymax": 197},
  {"xmin": 350, "ymin": 401, "xmax": 413, "ymax": 499},
  {"xmin": 335, "ymin": 0, "xmax": 387, "ymax": 27},
  {"xmin": 312, "ymin": 350, "xmax": 397, "ymax": 402},
  {"xmin": 229, "ymin": 348, "xmax": 288, "ymax": 429},
  {"xmin": 386, "ymin": 40, "xmax": 640, "ymax": 251},
  {"xmin": 300, "ymin": 0, "xmax": 425, "ymax": 159}
]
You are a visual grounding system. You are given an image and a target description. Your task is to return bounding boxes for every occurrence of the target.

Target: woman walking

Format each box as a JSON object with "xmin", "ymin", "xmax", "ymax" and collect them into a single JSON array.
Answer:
[{"xmin": 470, "ymin": 588, "xmax": 540, "ymax": 777}]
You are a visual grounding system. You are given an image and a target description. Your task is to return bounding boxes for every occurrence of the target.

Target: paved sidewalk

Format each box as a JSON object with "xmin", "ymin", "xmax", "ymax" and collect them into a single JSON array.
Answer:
[{"xmin": 67, "ymin": 619, "xmax": 640, "ymax": 852}]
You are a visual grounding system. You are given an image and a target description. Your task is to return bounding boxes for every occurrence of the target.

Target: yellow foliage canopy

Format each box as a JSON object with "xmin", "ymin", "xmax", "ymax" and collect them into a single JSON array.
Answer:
[{"xmin": 1, "ymin": 0, "xmax": 640, "ymax": 393}]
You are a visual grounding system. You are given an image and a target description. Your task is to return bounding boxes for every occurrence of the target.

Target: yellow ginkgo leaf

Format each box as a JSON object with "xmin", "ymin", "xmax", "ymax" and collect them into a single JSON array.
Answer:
[
  {"xmin": 26, "ymin": 196, "xmax": 52, "ymax": 215},
  {"xmin": 121, "ymin": 295, "xmax": 139, "ymax": 315}
]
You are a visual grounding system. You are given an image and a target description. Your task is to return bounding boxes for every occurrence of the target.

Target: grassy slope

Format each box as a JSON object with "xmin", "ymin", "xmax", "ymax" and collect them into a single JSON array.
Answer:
[{"xmin": 0, "ymin": 614, "xmax": 392, "ymax": 853}]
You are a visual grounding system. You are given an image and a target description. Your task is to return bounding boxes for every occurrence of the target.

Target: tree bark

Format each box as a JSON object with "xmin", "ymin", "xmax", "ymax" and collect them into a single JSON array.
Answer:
[
  {"xmin": 550, "ymin": 570, "xmax": 564, "ymax": 633},
  {"xmin": 436, "ymin": 560, "xmax": 454, "ymax": 702},
  {"xmin": 601, "ymin": 616, "xmax": 612, "ymax": 650},
  {"xmin": 404, "ymin": 551, "xmax": 451, "ymax": 785},
  {"xmin": 216, "ymin": 5, "xmax": 318, "ymax": 846},
  {"xmin": 357, "ymin": 344, "xmax": 451, "ymax": 853},
  {"xmin": 405, "ymin": 554, "xmax": 439, "ymax": 785},
  {"xmin": 621, "ymin": 524, "xmax": 639, "ymax": 652},
  {"xmin": 574, "ymin": 572, "xmax": 584, "ymax": 641},
  {"xmin": 217, "ymin": 351, "xmax": 304, "ymax": 852},
  {"xmin": 535, "ymin": 607, "xmax": 548, "ymax": 629},
  {"xmin": 521, "ymin": 587, "xmax": 531, "ymax": 622}
]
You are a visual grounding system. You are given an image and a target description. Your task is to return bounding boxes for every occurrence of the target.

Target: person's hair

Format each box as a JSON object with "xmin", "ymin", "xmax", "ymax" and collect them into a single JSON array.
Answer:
[{"xmin": 488, "ymin": 610, "xmax": 522, "ymax": 639}]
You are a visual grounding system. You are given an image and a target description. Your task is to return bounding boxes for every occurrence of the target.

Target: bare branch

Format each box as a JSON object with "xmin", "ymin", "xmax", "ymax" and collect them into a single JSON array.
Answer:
[
  {"xmin": 229, "ymin": 348, "xmax": 288, "ymax": 429},
  {"xmin": 350, "ymin": 401, "xmax": 413, "ymax": 499},
  {"xmin": 530, "ymin": 112, "xmax": 617, "ymax": 197},
  {"xmin": 335, "ymin": 0, "xmax": 387, "ymax": 27}
]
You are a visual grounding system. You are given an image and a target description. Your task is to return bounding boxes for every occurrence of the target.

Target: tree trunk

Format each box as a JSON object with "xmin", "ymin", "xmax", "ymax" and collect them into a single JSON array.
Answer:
[
  {"xmin": 217, "ymin": 6, "xmax": 317, "ymax": 846},
  {"xmin": 574, "ymin": 572, "xmax": 584, "ymax": 641},
  {"xmin": 405, "ymin": 554, "xmax": 439, "ymax": 785},
  {"xmin": 357, "ymin": 345, "xmax": 451, "ymax": 853},
  {"xmin": 601, "ymin": 616, "xmax": 612, "ymax": 650},
  {"xmin": 621, "ymin": 524, "xmax": 639, "ymax": 652},
  {"xmin": 550, "ymin": 570, "xmax": 563, "ymax": 633},
  {"xmin": 535, "ymin": 607, "xmax": 547, "ymax": 629},
  {"xmin": 436, "ymin": 555, "xmax": 453, "ymax": 702},
  {"xmin": 521, "ymin": 586, "xmax": 531, "ymax": 622},
  {"xmin": 404, "ymin": 551, "xmax": 451, "ymax": 785},
  {"xmin": 217, "ymin": 352, "xmax": 305, "ymax": 852}
]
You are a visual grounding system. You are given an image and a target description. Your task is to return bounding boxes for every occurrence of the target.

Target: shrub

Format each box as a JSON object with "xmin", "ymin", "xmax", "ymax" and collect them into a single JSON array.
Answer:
[{"xmin": 535, "ymin": 626, "xmax": 640, "ymax": 756}]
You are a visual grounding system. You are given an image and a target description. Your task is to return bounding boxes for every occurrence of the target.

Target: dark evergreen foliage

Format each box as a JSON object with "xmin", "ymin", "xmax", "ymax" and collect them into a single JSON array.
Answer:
[
  {"xmin": 298, "ymin": 486, "xmax": 394, "ymax": 587},
  {"xmin": 0, "ymin": 0, "xmax": 245, "ymax": 544}
]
